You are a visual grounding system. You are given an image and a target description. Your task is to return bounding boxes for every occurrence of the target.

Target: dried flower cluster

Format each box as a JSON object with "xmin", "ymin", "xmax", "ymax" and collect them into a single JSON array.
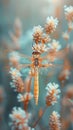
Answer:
[
  {"xmin": 45, "ymin": 82, "xmax": 61, "ymax": 106},
  {"xmin": 48, "ymin": 39, "xmax": 61, "ymax": 51},
  {"xmin": 45, "ymin": 16, "xmax": 58, "ymax": 34},
  {"xmin": 8, "ymin": 51, "xmax": 20, "ymax": 67},
  {"xmin": 17, "ymin": 93, "xmax": 33, "ymax": 102},
  {"xmin": 9, "ymin": 107, "xmax": 31, "ymax": 130},
  {"xmin": 64, "ymin": 6, "xmax": 73, "ymax": 32},
  {"xmin": 62, "ymin": 31, "xmax": 69, "ymax": 41},
  {"xmin": 9, "ymin": 68, "xmax": 24, "ymax": 92},
  {"xmin": 32, "ymin": 43, "xmax": 48, "ymax": 53},
  {"xmin": 64, "ymin": 5, "xmax": 73, "ymax": 22},
  {"xmin": 33, "ymin": 25, "xmax": 43, "ymax": 43},
  {"xmin": 49, "ymin": 111, "xmax": 61, "ymax": 130}
]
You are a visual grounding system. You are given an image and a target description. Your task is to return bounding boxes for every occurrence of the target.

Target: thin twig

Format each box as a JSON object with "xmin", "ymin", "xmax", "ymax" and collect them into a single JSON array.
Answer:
[{"xmin": 32, "ymin": 106, "xmax": 48, "ymax": 128}]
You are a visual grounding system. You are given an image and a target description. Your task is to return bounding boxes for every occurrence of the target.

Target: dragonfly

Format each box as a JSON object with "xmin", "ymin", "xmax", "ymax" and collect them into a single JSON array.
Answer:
[{"xmin": 11, "ymin": 41, "xmax": 68, "ymax": 105}]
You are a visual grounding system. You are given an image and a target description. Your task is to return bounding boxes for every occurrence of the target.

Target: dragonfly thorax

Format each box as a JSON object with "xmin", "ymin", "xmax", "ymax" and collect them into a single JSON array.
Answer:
[{"xmin": 34, "ymin": 58, "xmax": 39, "ymax": 66}]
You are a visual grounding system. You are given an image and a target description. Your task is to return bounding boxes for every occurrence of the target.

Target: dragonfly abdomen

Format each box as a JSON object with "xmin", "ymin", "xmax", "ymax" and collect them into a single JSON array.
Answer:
[{"xmin": 34, "ymin": 70, "xmax": 39, "ymax": 105}]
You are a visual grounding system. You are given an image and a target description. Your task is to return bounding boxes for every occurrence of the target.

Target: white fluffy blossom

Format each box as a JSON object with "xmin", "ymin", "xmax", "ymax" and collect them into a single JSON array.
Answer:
[
  {"xmin": 46, "ymin": 83, "xmax": 61, "ymax": 106},
  {"xmin": 9, "ymin": 107, "xmax": 31, "ymax": 130},
  {"xmin": 45, "ymin": 16, "xmax": 58, "ymax": 34},
  {"xmin": 33, "ymin": 25, "xmax": 43, "ymax": 43},
  {"xmin": 9, "ymin": 67, "xmax": 22, "ymax": 79},
  {"xmin": 48, "ymin": 39, "xmax": 61, "ymax": 51},
  {"xmin": 64, "ymin": 5, "xmax": 73, "ymax": 21},
  {"xmin": 9, "ymin": 68, "xmax": 24, "ymax": 92},
  {"xmin": 17, "ymin": 92, "xmax": 33, "ymax": 102},
  {"xmin": 32, "ymin": 43, "xmax": 49, "ymax": 53},
  {"xmin": 62, "ymin": 31, "xmax": 69, "ymax": 40},
  {"xmin": 49, "ymin": 111, "xmax": 61, "ymax": 130}
]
